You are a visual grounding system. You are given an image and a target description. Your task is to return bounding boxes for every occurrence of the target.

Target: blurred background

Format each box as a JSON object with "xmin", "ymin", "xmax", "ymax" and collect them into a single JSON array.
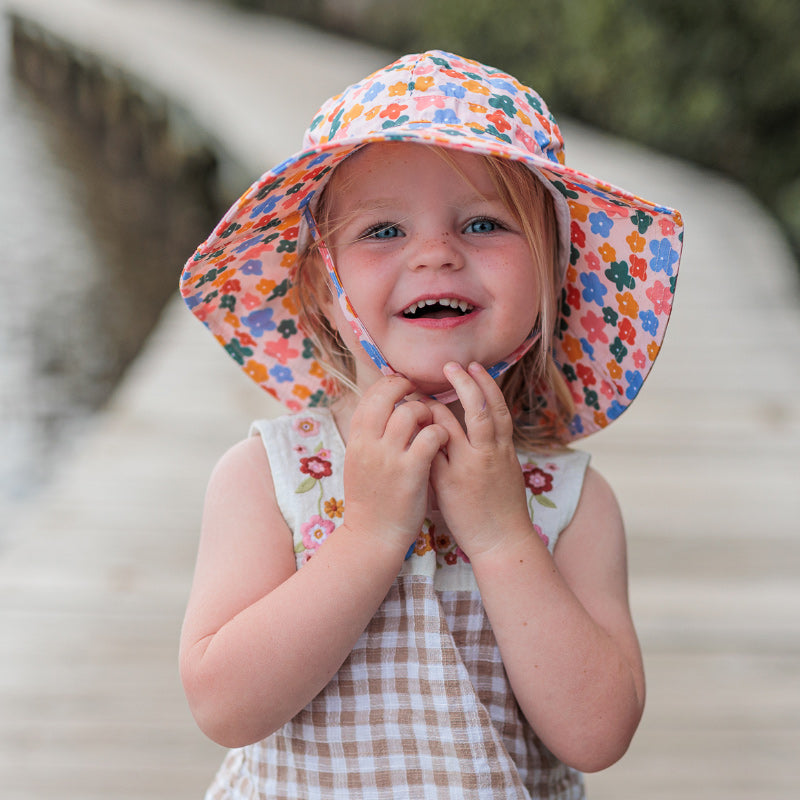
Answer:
[
  {"xmin": 4, "ymin": 0, "xmax": 799, "ymax": 524},
  {"xmin": 1, "ymin": 1, "xmax": 799, "ymax": 798}
]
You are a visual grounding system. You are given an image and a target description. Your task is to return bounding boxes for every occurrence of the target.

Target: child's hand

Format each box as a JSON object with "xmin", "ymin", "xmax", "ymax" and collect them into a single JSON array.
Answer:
[
  {"xmin": 341, "ymin": 375, "xmax": 449, "ymax": 556},
  {"xmin": 429, "ymin": 362, "xmax": 534, "ymax": 559}
]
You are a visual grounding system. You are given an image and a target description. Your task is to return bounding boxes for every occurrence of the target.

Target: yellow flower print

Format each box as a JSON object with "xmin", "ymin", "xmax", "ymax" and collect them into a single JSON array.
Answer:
[
  {"xmin": 598, "ymin": 242, "xmax": 617, "ymax": 263},
  {"xmin": 256, "ymin": 278, "xmax": 277, "ymax": 295},
  {"xmin": 343, "ymin": 103, "xmax": 364, "ymax": 124},
  {"xmin": 324, "ymin": 497, "xmax": 344, "ymax": 518},
  {"xmin": 606, "ymin": 360, "xmax": 623, "ymax": 380},
  {"xmin": 244, "ymin": 359, "xmax": 268, "ymax": 383},
  {"xmin": 462, "ymin": 79, "xmax": 490, "ymax": 96},
  {"xmin": 616, "ymin": 291, "xmax": 639, "ymax": 319},
  {"xmin": 626, "ymin": 230, "xmax": 646, "ymax": 253}
]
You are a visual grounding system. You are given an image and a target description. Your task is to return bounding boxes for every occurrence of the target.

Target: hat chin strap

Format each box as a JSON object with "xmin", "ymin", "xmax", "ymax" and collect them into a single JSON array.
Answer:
[{"xmin": 303, "ymin": 205, "xmax": 541, "ymax": 404}]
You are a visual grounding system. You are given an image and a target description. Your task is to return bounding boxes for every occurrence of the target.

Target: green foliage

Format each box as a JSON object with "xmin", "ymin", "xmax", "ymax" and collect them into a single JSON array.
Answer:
[
  {"xmin": 416, "ymin": 0, "xmax": 800, "ymax": 257},
  {"xmin": 224, "ymin": 0, "xmax": 800, "ymax": 258}
]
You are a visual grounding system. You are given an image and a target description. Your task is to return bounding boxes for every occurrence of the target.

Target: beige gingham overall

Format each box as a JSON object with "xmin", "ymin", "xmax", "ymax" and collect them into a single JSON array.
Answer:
[{"xmin": 205, "ymin": 410, "xmax": 589, "ymax": 799}]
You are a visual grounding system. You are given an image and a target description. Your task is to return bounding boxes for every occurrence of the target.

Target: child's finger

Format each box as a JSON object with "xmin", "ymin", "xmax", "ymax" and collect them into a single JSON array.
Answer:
[
  {"xmin": 466, "ymin": 362, "xmax": 514, "ymax": 440},
  {"xmin": 384, "ymin": 399, "xmax": 434, "ymax": 448},
  {"xmin": 350, "ymin": 375, "xmax": 417, "ymax": 437},
  {"xmin": 442, "ymin": 362, "xmax": 497, "ymax": 445}
]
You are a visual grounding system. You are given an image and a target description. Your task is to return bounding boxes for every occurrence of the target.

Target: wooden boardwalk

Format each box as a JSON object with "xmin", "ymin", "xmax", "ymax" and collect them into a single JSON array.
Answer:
[{"xmin": 2, "ymin": 1, "xmax": 799, "ymax": 797}]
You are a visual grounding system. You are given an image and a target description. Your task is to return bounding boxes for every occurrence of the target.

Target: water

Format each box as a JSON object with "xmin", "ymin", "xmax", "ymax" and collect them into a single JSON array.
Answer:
[{"xmin": 0, "ymin": 17, "xmax": 210, "ymax": 533}]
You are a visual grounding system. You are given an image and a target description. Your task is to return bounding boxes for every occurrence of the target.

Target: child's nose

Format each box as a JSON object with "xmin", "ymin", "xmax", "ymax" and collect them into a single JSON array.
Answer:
[{"xmin": 409, "ymin": 232, "xmax": 464, "ymax": 272}]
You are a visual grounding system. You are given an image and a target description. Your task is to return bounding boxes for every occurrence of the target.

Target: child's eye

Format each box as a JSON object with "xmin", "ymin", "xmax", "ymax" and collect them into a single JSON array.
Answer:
[
  {"xmin": 466, "ymin": 218, "xmax": 501, "ymax": 234},
  {"xmin": 362, "ymin": 223, "xmax": 402, "ymax": 240}
]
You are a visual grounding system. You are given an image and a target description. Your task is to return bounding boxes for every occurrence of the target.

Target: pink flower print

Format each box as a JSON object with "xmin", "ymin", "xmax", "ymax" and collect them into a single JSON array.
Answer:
[
  {"xmin": 264, "ymin": 336, "xmax": 300, "ymax": 365},
  {"xmin": 579, "ymin": 310, "xmax": 610, "ymax": 344},
  {"xmin": 658, "ymin": 217, "xmax": 676, "ymax": 236},
  {"xmin": 534, "ymin": 524, "xmax": 549, "ymax": 548},
  {"xmin": 522, "ymin": 465, "xmax": 554, "ymax": 495},
  {"xmin": 585, "ymin": 251, "xmax": 601, "ymax": 272},
  {"xmin": 646, "ymin": 280, "xmax": 673, "ymax": 316},
  {"xmin": 301, "ymin": 515, "xmax": 335, "ymax": 551},
  {"xmin": 415, "ymin": 94, "xmax": 446, "ymax": 111},
  {"xmin": 299, "ymin": 455, "xmax": 332, "ymax": 479},
  {"xmin": 632, "ymin": 349, "xmax": 647, "ymax": 369},
  {"xmin": 292, "ymin": 417, "xmax": 319, "ymax": 437},
  {"xmin": 293, "ymin": 444, "xmax": 308, "ymax": 455},
  {"xmin": 241, "ymin": 292, "xmax": 262, "ymax": 310}
]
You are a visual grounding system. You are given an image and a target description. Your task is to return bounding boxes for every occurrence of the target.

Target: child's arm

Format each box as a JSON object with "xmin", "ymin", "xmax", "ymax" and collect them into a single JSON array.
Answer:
[
  {"xmin": 179, "ymin": 376, "xmax": 447, "ymax": 748},
  {"xmin": 429, "ymin": 362, "xmax": 645, "ymax": 774}
]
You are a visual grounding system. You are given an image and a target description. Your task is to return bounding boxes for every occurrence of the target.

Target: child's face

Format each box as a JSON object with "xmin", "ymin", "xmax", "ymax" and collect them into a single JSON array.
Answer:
[{"xmin": 323, "ymin": 143, "xmax": 541, "ymax": 397}]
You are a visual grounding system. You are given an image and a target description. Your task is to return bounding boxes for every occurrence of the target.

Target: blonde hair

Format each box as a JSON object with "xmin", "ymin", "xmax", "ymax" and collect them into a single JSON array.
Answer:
[{"xmin": 294, "ymin": 145, "xmax": 575, "ymax": 451}]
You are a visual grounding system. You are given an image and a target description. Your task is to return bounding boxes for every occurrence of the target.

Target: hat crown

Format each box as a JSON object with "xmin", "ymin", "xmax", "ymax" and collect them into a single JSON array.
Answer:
[{"xmin": 303, "ymin": 51, "xmax": 565, "ymax": 165}]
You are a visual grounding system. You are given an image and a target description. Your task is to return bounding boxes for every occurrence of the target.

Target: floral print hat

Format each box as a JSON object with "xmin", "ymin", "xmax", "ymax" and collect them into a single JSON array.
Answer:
[{"xmin": 181, "ymin": 50, "xmax": 683, "ymax": 441}]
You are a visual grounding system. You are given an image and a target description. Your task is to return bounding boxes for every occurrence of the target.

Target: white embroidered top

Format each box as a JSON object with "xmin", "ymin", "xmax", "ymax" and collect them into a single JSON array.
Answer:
[{"xmin": 205, "ymin": 409, "xmax": 590, "ymax": 799}]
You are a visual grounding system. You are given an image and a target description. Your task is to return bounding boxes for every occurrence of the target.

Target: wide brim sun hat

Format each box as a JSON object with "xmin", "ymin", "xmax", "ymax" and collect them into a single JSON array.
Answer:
[{"xmin": 181, "ymin": 50, "xmax": 683, "ymax": 441}]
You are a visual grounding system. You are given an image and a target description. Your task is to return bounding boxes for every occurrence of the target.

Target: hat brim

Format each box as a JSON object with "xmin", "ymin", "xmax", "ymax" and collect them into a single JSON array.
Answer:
[{"xmin": 181, "ymin": 126, "xmax": 683, "ymax": 439}]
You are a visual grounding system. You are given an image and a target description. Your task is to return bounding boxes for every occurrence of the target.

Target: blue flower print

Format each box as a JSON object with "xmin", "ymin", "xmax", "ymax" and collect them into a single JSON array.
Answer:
[
  {"xmin": 639, "ymin": 309, "xmax": 659, "ymax": 336},
  {"xmin": 441, "ymin": 82, "xmax": 467, "ymax": 98},
  {"xmin": 589, "ymin": 211, "xmax": 613, "ymax": 238},
  {"xmin": 579, "ymin": 338, "xmax": 595, "ymax": 361},
  {"xmin": 535, "ymin": 130, "xmax": 551, "ymax": 151},
  {"xmin": 269, "ymin": 364, "xmax": 293, "ymax": 383},
  {"xmin": 579, "ymin": 272, "xmax": 608, "ymax": 306},
  {"xmin": 625, "ymin": 369, "xmax": 643, "ymax": 400},
  {"xmin": 240, "ymin": 259, "xmax": 263, "ymax": 276},
  {"xmin": 241, "ymin": 308, "xmax": 277, "ymax": 337},
  {"xmin": 184, "ymin": 293, "xmax": 201, "ymax": 310},
  {"xmin": 569, "ymin": 414, "xmax": 585, "ymax": 436},
  {"xmin": 433, "ymin": 108, "xmax": 460, "ymax": 124},
  {"xmin": 488, "ymin": 78, "xmax": 517, "ymax": 94},
  {"xmin": 306, "ymin": 152, "xmax": 331, "ymax": 168},
  {"xmin": 649, "ymin": 238, "xmax": 679, "ymax": 275},
  {"xmin": 606, "ymin": 400, "xmax": 625, "ymax": 420},
  {"xmin": 363, "ymin": 81, "xmax": 385, "ymax": 102},
  {"xmin": 251, "ymin": 194, "xmax": 281, "ymax": 218},
  {"xmin": 360, "ymin": 339, "xmax": 388, "ymax": 369},
  {"xmin": 234, "ymin": 235, "xmax": 266, "ymax": 254}
]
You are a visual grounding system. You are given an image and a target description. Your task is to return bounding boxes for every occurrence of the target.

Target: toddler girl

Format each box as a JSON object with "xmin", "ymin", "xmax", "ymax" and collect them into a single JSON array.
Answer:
[{"xmin": 179, "ymin": 50, "xmax": 683, "ymax": 799}]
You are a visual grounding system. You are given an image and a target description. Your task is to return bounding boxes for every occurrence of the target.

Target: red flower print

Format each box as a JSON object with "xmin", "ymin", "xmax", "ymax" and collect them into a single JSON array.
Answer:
[
  {"xmin": 570, "ymin": 220, "xmax": 586, "ymax": 248},
  {"xmin": 576, "ymin": 363, "xmax": 596, "ymax": 386},
  {"xmin": 379, "ymin": 103, "xmax": 408, "ymax": 121},
  {"xmin": 618, "ymin": 317, "xmax": 636, "ymax": 345},
  {"xmin": 299, "ymin": 455, "xmax": 332, "ymax": 479},
  {"xmin": 629, "ymin": 254, "xmax": 648, "ymax": 280},
  {"xmin": 523, "ymin": 465, "xmax": 554, "ymax": 495}
]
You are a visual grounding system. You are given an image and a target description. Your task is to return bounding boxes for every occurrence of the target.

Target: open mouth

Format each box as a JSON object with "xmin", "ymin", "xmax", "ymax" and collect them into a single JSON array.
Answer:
[{"xmin": 402, "ymin": 297, "xmax": 475, "ymax": 320}]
